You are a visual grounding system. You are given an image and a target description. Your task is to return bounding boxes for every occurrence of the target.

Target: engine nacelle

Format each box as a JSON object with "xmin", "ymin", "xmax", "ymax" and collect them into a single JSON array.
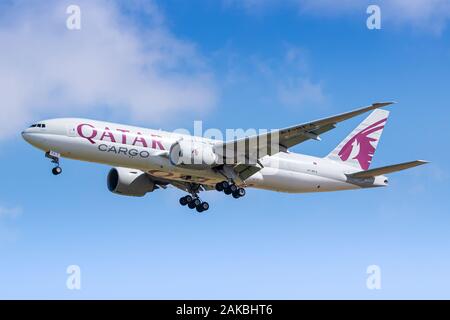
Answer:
[
  {"xmin": 169, "ymin": 140, "xmax": 219, "ymax": 169},
  {"xmin": 107, "ymin": 167, "xmax": 156, "ymax": 197}
]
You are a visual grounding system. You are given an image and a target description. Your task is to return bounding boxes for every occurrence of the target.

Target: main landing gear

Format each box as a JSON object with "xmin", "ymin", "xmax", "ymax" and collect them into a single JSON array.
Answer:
[
  {"xmin": 45, "ymin": 151, "xmax": 62, "ymax": 176},
  {"xmin": 179, "ymin": 195, "xmax": 209, "ymax": 213},
  {"xmin": 215, "ymin": 181, "xmax": 246, "ymax": 199}
]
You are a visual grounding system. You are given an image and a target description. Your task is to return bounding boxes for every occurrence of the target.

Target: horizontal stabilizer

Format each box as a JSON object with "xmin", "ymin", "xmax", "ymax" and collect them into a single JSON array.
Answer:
[{"xmin": 348, "ymin": 160, "xmax": 429, "ymax": 178}]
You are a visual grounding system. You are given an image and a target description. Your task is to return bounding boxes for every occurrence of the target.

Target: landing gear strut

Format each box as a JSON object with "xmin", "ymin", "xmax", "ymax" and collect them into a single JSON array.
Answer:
[
  {"xmin": 46, "ymin": 151, "xmax": 62, "ymax": 176},
  {"xmin": 215, "ymin": 181, "xmax": 246, "ymax": 199},
  {"xmin": 179, "ymin": 195, "xmax": 209, "ymax": 213}
]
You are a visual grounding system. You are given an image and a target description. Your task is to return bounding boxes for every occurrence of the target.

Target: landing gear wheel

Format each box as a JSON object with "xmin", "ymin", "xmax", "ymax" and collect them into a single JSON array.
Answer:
[
  {"xmin": 182, "ymin": 192, "xmax": 209, "ymax": 211},
  {"xmin": 196, "ymin": 201, "xmax": 209, "ymax": 213},
  {"xmin": 179, "ymin": 196, "xmax": 188, "ymax": 206},
  {"xmin": 215, "ymin": 182, "xmax": 224, "ymax": 192},
  {"xmin": 193, "ymin": 198, "xmax": 201, "ymax": 207},
  {"xmin": 221, "ymin": 181, "xmax": 230, "ymax": 190},
  {"xmin": 237, "ymin": 188, "xmax": 246, "ymax": 197},
  {"xmin": 224, "ymin": 187, "xmax": 232, "ymax": 195},
  {"xmin": 232, "ymin": 188, "xmax": 245, "ymax": 199},
  {"xmin": 52, "ymin": 166, "xmax": 62, "ymax": 175},
  {"xmin": 201, "ymin": 202, "xmax": 209, "ymax": 211},
  {"xmin": 188, "ymin": 202, "xmax": 196, "ymax": 209},
  {"xmin": 229, "ymin": 184, "xmax": 238, "ymax": 193}
]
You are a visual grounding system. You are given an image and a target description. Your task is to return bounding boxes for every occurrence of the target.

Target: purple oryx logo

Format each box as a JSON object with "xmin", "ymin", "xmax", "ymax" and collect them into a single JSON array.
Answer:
[{"xmin": 338, "ymin": 118, "xmax": 387, "ymax": 170}]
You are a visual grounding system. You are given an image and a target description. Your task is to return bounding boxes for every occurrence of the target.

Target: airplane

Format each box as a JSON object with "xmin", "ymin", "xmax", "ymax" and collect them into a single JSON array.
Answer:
[{"xmin": 22, "ymin": 102, "xmax": 428, "ymax": 212}]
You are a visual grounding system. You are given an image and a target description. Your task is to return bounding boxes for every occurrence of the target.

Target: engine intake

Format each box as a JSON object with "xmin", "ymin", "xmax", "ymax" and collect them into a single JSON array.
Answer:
[{"xmin": 107, "ymin": 167, "xmax": 155, "ymax": 197}]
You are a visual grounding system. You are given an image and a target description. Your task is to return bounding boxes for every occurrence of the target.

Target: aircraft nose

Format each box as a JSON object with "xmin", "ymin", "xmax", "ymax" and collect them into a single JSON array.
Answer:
[
  {"xmin": 21, "ymin": 129, "xmax": 40, "ymax": 145},
  {"xmin": 21, "ymin": 126, "xmax": 49, "ymax": 150},
  {"xmin": 21, "ymin": 129, "xmax": 29, "ymax": 141}
]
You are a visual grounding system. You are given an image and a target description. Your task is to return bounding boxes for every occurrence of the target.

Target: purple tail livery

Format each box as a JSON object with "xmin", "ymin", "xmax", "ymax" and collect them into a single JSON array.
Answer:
[{"xmin": 327, "ymin": 109, "xmax": 389, "ymax": 170}]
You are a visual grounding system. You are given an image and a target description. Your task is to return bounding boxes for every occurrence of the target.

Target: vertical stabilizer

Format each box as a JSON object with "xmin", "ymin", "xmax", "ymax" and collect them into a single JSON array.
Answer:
[{"xmin": 326, "ymin": 109, "xmax": 389, "ymax": 170}]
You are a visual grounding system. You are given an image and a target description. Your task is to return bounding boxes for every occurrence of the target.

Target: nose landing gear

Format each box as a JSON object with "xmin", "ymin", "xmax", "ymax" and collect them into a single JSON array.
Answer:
[
  {"xmin": 45, "ymin": 151, "xmax": 62, "ymax": 176},
  {"xmin": 52, "ymin": 166, "xmax": 62, "ymax": 175}
]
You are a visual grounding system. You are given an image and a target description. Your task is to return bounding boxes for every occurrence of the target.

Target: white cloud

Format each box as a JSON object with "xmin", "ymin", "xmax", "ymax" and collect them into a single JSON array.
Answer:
[
  {"xmin": 213, "ymin": 42, "xmax": 328, "ymax": 110},
  {"xmin": 382, "ymin": 0, "xmax": 450, "ymax": 32},
  {"xmin": 225, "ymin": 0, "xmax": 450, "ymax": 33},
  {"xmin": 0, "ymin": 0, "xmax": 217, "ymax": 140},
  {"xmin": 297, "ymin": 0, "xmax": 450, "ymax": 32},
  {"xmin": 222, "ymin": 0, "xmax": 278, "ymax": 13},
  {"xmin": 278, "ymin": 78, "xmax": 326, "ymax": 108},
  {"xmin": 250, "ymin": 45, "xmax": 328, "ymax": 109}
]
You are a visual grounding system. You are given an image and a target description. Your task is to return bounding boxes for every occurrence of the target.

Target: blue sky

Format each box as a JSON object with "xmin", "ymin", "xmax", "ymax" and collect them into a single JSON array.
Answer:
[{"xmin": 1, "ymin": 0, "xmax": 450, "ymax": 299}]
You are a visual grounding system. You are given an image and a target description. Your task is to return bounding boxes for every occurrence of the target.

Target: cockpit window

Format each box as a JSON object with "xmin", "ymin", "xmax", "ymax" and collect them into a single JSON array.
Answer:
[{"xmin": 30, "ymin": 123, "xmax": 46, "ymax": 128}]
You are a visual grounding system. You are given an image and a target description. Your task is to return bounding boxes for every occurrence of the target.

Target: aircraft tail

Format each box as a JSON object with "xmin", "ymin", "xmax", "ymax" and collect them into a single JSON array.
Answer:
[{"xmin": 326, "ymin": 109, "xmax": 389, "ymax": 170}]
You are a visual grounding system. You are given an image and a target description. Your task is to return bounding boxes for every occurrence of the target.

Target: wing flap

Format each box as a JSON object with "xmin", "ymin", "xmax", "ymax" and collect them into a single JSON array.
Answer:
[{"xmin": 234, "ymin": 163, "xmax": 263, "ymax": 181}]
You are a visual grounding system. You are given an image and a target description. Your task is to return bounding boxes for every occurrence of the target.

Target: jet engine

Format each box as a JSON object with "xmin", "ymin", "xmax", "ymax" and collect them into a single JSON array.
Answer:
[
  {"xmin": 107, "ymin": 167, "xmax": 156, "ymax": 197},
  {"xmin": 169, "ymin": 139, "xmax": 219, "ymax": 169}
]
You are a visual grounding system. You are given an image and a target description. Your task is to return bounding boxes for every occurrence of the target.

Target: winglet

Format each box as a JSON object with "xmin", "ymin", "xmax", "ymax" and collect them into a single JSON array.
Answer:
[{"xmin": 372, "ymin": 101, "xmax": 396, "ymax": 108}]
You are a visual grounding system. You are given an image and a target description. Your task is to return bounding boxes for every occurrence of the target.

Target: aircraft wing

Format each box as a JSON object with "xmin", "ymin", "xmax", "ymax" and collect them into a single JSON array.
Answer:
[{"xmin": 213, "ymin": 102, "xmax": 395, "ymax": 164}]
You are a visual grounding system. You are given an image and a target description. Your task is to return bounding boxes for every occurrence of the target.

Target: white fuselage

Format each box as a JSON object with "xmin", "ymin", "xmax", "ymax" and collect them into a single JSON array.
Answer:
[{"xmin": 22, "ymin": 118, "xmax": 387, "ymax": 193}]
